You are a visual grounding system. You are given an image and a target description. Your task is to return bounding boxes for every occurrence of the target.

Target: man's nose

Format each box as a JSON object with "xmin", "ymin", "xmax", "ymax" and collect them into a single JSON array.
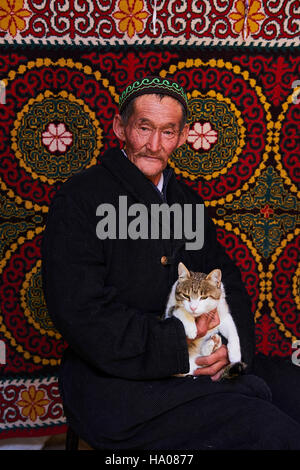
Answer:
[{"xmin": 146, "ymin": 129, "xmax": 161, "ymax": 152}]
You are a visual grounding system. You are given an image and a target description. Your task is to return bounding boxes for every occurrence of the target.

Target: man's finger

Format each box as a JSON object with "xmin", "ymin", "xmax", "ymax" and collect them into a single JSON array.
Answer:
[
  {"xmin": 196, "ymin": 315, "xmax": 211, "ymax": 337},
  {"xmin": 192, "ymin": 358, "xmax": 228, "ymax": 377},
  {"xmin": 211, "ymin": 368, "xmax": 226, "ymax": 381},
  {"xmin": 195, "ymin": 344, "xmax": 228, "ymax": 367},
  {"xmin": 192, "ymin": 345, "xmax": 229, "ymax": 377},
  {"xmin": 195, "ymin": 309, "xmax": 220, "ymax": 338}
]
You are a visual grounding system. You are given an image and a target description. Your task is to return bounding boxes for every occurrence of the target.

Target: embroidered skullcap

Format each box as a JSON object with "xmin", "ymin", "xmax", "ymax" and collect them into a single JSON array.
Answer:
[{"xmin": 119, "ymin": 76, "xmax": 189, "ymax": 114}]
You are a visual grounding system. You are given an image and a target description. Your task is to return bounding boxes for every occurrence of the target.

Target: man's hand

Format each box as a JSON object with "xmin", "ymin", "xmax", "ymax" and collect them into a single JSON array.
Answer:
[
  {"xmin": 195, "ymin": 308, "xmax": 220, "ymax": 336},
  {"xmin": 187, "ymin": 309, "xmax": 230, "ymax": 380},
  {"xmin": 193, "ymin": 345, "xmax": 229, "ymax": 381}
]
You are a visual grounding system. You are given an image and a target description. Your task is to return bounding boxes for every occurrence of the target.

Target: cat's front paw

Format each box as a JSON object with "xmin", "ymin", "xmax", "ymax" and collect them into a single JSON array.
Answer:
[
  {"xmin": 173, "ymin": 310, "xmax": 197, "ymax": 339},
  {"xmin": 184, "ymin": 322, "xmax": 198, "ymax": 340}
]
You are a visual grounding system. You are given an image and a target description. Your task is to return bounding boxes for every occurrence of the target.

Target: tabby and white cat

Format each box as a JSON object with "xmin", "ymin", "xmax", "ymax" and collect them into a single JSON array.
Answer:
[{"xmin": 164, "ymin": 262, "xmax": 246, "ymax": 379}]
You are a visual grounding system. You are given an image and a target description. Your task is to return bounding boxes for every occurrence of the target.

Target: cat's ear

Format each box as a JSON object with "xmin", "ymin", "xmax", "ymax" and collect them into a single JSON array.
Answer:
[
  {"xmin": 178, "ymin": 262, "xmax": 190, "ymax": 280},
  {"xmin": 206, "ymin": 269, "xmax": 222, "ymax": 287}
]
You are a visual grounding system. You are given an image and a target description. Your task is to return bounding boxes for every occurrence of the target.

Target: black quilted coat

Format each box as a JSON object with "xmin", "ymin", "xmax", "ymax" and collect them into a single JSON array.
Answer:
[{"xmin": 42, "ymin": 147, "xmax": 290, "ymax": 450}]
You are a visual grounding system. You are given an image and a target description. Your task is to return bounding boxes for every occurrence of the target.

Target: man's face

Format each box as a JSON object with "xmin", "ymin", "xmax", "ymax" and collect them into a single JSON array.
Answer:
[{"xmin": 113, "ymin": 94, "xmax": 189, "ymax": 185}]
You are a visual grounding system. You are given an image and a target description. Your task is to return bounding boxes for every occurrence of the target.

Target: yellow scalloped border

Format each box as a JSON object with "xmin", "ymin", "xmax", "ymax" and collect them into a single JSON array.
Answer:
[
  {"xmin": 0, "ymin": 226, "xmax": 61, "ymax": 366},
  {"xmin": 20, "ymin": 259, "xmax": 61, "ymax": 341},
  {"xmin": 265, "ymin": 228, "xmax": 299, "ymax": 342},
  {"xmin": 2, "ymin": 58, "xmax": 119, "ymax": 102},
  {"xmin": 1, "ymin": 58, "xmax": 119, "ymax": 213},
  {"xmin": 273, "ymin": 92, "xmax": 300, "ymax": 198},
  {"xmin": 0, "ymin": 179, "xmax": 49, "ymax": 213},
  {"xmin": 161, "ymin": 59, "xmax": 274, "ymax": 207},
  {"xmin": 169, "ymin": 89, "xmax": 246, "ymax": 181},
  {"xmin": 11, "ymin": 89, "xmax": 102, "ymax": 185},
  {"xmin": 292, "ymin": 262, "xmax": 300, "ymax": 312},
  {"xmin": 212, "ymin": 218, "xmax": 264, "ymax": 321}
]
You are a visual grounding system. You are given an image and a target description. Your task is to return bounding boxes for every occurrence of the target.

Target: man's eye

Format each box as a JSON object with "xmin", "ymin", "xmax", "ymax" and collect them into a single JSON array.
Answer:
[
  {"xmin": 138, "ymin": 126, "xmax": 151, "ymax": 135},
  {"xmin": 163, "ymin": 129, "xmax": 178, "ymax": 139},
  {"xmin": 163, "ymin": 130, "xmax": 175, "ymax": 136}
]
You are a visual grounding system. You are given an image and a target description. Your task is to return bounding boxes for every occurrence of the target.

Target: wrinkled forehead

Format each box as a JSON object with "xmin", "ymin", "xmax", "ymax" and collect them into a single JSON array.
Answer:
[{"xmin": 130, "ymin": 94, "xmax": 184, "ymax": 126}]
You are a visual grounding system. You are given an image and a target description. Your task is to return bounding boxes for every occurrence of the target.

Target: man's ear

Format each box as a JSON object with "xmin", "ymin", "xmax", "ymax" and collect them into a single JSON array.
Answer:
[
  {"xmin": 177, "ymin": 124, "xmax": 190, "ymax": 148},
  {"xmin": 113, "ymin": 114, "xmax": 126, "ymax": 142}
]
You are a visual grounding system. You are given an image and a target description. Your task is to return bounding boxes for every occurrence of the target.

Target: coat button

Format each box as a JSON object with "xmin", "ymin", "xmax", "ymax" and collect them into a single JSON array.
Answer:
[{"xmin": 161, "ymin": 256, "xmax": 168, "ymax": 266}]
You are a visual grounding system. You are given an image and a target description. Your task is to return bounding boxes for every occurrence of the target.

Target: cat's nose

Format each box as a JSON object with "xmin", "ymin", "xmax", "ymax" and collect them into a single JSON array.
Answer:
[{"xmin": 190, "ymin": 306, "xmax": 197, "ymax": 312}]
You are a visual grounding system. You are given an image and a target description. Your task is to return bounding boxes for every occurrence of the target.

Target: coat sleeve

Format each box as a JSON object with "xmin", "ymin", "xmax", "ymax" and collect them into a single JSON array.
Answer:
[
  {"xmin": 201, "ymin": 208, "xmax": 256, "ymax": 368},
  {"xmin": 42, "ymin": 191, "xmax": 189, "ymax": 380}
]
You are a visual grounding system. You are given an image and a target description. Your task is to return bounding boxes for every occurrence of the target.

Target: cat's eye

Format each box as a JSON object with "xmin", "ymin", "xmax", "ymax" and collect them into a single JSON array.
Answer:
[
  {"xmin": 201, "ymin": 296, "xmax": 208, "ymax": 300},
  {"xmin": 181, "ymin": 293, "xmax": 190, "ymax": 300}
]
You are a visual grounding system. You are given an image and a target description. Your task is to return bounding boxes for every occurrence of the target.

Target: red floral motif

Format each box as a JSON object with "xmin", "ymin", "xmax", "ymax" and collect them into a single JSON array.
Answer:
[
  {"xmin": 187, "ymin": 122, "xmax": 218, "ymax": 150},
  {"xmin": 260, "ymin": 204, "xmax": 274, "ymax": 218},
  {"xmin": 42, "ymin": 123, "xmax": 72, "ymax": 153}
]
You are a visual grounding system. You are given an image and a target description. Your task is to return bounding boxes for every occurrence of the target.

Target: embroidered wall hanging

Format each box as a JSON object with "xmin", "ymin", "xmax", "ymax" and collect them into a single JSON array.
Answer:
[{"xmin": 0, "ymin": 0, "xmax": 299, "ymax": 439}]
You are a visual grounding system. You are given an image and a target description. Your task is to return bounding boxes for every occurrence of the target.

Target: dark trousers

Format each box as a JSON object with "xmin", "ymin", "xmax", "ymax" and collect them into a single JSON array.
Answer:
[
  {"xmin": 142, "ymin": 354, "xmax": 300, "ymax": 450},
  {"xmin": 253, "ymin": 353, "xmax": 300, "ymax": 425},
  {"xmin": 61, "ymin": 353, "xmax": 300, "ymax": 450}
]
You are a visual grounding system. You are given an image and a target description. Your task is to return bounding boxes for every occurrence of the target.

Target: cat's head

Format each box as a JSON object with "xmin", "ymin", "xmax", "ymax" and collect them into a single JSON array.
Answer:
[{"xmin": 175, "ymin": 262, "xmax": 222, "ymax": 317}]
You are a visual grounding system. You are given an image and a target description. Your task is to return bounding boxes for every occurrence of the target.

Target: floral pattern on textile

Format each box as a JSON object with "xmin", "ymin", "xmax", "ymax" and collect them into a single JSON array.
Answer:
[
  {"xmin": 17, "ymin": 385, "xmax": 49, "ymax": 422},
  {"xmin": 1, "ymin": 376, "xmax": 65, "ymax": 435},
  {"xmin": 187, "ymin": 122, "xmax": 218, "ymax": 151},
  {"xmin": 0, "ymin": 0, "xmax": 297, "ymax": 46},
  {"xmin": 42, "ymin": 123, "xmax": 73, "ymax": 153},
  {"xmin": 10, "ymin": 88, "xmax": 102, "ymax": 185},
  {"xmin": 0, "ymin": 45, "xmax": 299, "ymax": 438},
  {"xmin": 230, "ymin": 0, "xmax": 265, "ymax": 38},
  {"xmin": 0, "ymin": 0, "xmax": 31, "ymax": 37},
  {"xmin": 113, "ymin": 0, "xmax": 149, "ymax": 38}
]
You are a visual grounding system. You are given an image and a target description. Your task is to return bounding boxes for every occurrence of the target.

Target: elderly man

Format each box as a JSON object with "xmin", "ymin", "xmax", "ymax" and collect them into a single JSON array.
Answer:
[{"xmin": 42, "ymin": 76, "xmax": 300, "ymax": 450}]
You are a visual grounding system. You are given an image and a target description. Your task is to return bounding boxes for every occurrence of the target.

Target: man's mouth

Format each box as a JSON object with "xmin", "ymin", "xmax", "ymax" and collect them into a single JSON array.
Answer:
[{"xmin": 140, "ymin": 155, "xmax": 162, "ymax": 161}]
